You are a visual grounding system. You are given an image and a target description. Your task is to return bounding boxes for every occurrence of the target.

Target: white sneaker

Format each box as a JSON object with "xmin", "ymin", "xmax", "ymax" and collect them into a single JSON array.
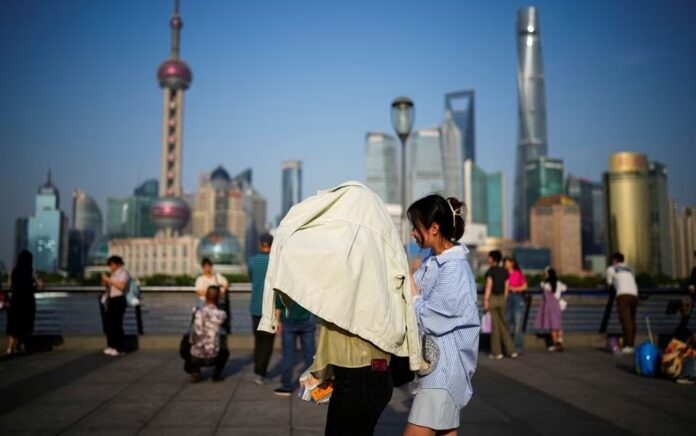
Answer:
[
  {"xmin": 254, "ymin": 375, "xmax": 266, "ymax": 385},
  {"xmin": 621, "ymin": 346, "xmax": 635, "ymax": 354},
  {"xmin": 488, "ymin": 354, "xmax": 503, "ymax": 360},
  {"xmin": 103, "ymin": 348, "xmax": 120, "ymax": 356}
]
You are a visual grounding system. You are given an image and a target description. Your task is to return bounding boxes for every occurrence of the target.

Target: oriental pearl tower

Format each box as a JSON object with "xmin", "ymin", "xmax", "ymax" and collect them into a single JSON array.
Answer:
[{"xmin": 150, "ymin": 0, "xmax": 192, "ymax": 236}]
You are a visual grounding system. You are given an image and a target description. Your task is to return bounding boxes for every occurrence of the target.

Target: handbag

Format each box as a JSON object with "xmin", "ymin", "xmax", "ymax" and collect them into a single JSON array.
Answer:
[
  {"xmin": 481, "ymin": 311, "xmax": 492, "ymax": 334},
  {"xmin": 179, "ymin": 308, "xmax": 198, "ymax": 359},
  {"xmin": 417, "ymin": 333, "xmax": 439, "ymax": 376}
]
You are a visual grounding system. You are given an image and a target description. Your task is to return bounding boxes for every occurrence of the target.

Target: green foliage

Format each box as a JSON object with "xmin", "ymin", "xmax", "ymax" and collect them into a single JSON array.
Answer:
[{"xmin": 223, "ymin": 274, "xmax": 250, "ymax": 283}]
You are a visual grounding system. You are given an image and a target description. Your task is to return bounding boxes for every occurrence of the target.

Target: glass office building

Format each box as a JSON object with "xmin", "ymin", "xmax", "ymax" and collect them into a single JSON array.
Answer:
[
  {"xmin": 28, "ymin": 172, "xmax": 68, "ymax": 272},
  {"xmin": 365, "ymin": 132, "xmax": 399, "ymax": 204},
  {"xmin": 72, "ymin": 190, "xmax": 103, "ymax": 238},
  {"xmin": 525, "ymin": 156, "xmax": 564, "ymax": 230},
  {"xmin": 440, "ymin": 90, "xmax": 475, "ymax": 199},
  {"xmin": 565, "ymin": 175, "xmax": 605, "ymax": 267},
  {"xmin": 409, "ymin": 128, "xmax": 446, "ymax": 203},
  {"xmin": 648, "ymin": 161, "xmax": 672, "ymax": 276},
  {"xmin": 281, "ymin": 160, "xmax": 302, "ymax": 219},
  {"xmin": 464, "ymin": 160, "xmax": 505, "ymax": 238}
]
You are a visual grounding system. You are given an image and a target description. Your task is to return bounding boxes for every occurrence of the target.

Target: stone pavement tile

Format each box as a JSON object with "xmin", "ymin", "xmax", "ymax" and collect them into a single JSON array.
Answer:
[
  {"xmin": 290, "ymin": 428, "xmax": 324, "ymax": 436},
  {"xmin": 232, "ymin": 378, "xmax": 282, "ymax": 401},
  {"xmin": 291, "ymin": 396, "xmax": 327, "ymax": 430},
  {"xmin": 31, "ymin": 382, "xmax": 120, "ymax": 405},
  {"xmin": 70, "ymin": 401, "xmax": 162, "ymax": 431},
  {"xmin": 373, "ymin": 424, "xmax": 406, "ymax": 436},
  {"xmin": 456, "ymin": 423, "xmax": 541, "ymax": 436},
  {"xmin": 219, "ymin": 399, "xmax": 289, "ymax": 428},
  {"xmin": 140, "ymin": 427, "xmax": 217, "ymax": 436},
  {"xmin": 0, "ymin": 403, "xmax": 90, "ymax": 431},
  {"xmin": 110, "ymin": 381, "xmax": 184, "ymax": 404},
  {"xmin": 146, "ymin": 401, "xmax": 227, "ymax": 429},
  {"xmin": 459, "ymin": 397, "xmax": 512, "ymax": 424},
  {"xmin": 174, "ymin": 380, "xmax": 236, "ymax": 402},
  {"xmin": 62, "ymin": 428, "xmax": 138, "ymax": 436},
  {"xmin": 216, "ymin": 427, "xmax": 289, "ymax": 436}
]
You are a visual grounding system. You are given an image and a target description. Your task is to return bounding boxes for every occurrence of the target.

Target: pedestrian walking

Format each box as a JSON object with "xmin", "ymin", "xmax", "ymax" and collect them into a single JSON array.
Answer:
[
  {"xmin": 403, "ymin": 195, "xmax": 480, "ymax": 436},
  {"xmin": 504, "ymin": 256, "xmax": 527, "ymax": 352},
  {"xmin": 100, "ymin": 256, "xmax": 130, "ymax": 356},
  {"xmin": 248, "ymin": 233, "xmax": 275, "ymax": 385},
  {"xmin": 184, "ymin": 286, "xmax": 229, "ymax": 382},
  {"xmin": 6, "ymin": 250, "xmax": 43, "ymax": 355},
  {"xmin": 535, "ymin": 267, "xmax": 564, "ymax": 352},
  {"xmin": 483, "ymin": 251, "xmax": 517, "ymax": 360},
  {"xmin": 273, "ymin": 296, "xmax": 316, "ymax": 397},
  {"xmin": 194, "ymin": 258, "xmax": 228, "ymax": 307},
  {"xmin": 606, "ymin": 252, "xmax": 639, "ymax": 354}
]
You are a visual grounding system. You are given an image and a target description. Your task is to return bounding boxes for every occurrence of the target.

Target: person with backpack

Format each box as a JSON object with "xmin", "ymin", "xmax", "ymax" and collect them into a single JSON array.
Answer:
[
  {"xmin": 184, "ymin": 285, "xmax": 229, "ymax": 382},
  {"xmin": 100, "ymin": 256, "xmax": 130, "ymax": 356},
  {"xmin": 606, "ymin": 252, "xmax": 639, "ymax": 354}
]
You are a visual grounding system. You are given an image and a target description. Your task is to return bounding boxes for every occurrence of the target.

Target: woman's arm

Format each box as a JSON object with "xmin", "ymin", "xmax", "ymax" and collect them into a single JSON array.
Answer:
[
  {"xmin": 504, "ymin": 279, "xmax": 510, "ymax": 298},
  {"xmin": 414, "ymin": 267, "xmax": 477, "ymax": 337}
]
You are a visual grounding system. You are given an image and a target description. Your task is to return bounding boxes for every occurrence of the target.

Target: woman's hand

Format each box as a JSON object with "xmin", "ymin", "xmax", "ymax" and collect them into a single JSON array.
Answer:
[
  {"xmin": 410, "ymin": 273, "xmax": 418, "ymax": 297},
  {"xmin": 483, "ymin": 298, "xmax": 490, "ymax": 312}
]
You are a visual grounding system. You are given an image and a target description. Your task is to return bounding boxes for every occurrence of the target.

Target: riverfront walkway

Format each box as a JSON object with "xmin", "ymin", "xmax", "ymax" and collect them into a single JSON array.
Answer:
[{"xmin": 1, "ymin": 349, "xmax": 694, "ymax": 435}]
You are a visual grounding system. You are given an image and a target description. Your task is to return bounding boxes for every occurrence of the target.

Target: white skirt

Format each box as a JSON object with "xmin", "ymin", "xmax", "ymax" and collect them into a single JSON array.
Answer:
[{"xmin": 408, "ymin": 388, "xmax": 460, "ymax": 430}]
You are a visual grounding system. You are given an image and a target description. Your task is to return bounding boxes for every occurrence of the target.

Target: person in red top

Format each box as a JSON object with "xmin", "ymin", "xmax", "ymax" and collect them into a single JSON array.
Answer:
[{"xmin": 504, "ymin": 256, "xmax": 527, "ymax": 353}]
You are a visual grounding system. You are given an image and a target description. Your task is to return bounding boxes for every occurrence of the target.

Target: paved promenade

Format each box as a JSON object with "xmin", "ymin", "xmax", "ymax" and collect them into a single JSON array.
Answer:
[{"xmin": 0, "ymin": 349, "xmax": 694, "ymax": 435}]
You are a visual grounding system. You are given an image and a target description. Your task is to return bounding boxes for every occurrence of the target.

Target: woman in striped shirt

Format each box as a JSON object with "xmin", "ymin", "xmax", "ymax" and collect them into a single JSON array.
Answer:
[{"xmin": 405, "ymin": 195, "xmax": 480, "ymax": 436}]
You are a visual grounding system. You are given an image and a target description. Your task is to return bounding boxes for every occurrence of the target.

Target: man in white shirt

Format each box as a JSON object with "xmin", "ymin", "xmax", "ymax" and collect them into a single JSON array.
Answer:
[
  {"xmin": 606, "ymin": 252, "xmax": 639, "ymax": 354},
  {"xmin": 194, "ymin": 258, "xmax": 229, "ymax": 306}
]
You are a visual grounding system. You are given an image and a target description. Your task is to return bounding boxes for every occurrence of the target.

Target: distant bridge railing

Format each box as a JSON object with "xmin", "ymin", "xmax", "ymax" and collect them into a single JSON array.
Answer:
[{"xmin": 0, "ymin": 285, "xmax": 693, "ymax": 339}]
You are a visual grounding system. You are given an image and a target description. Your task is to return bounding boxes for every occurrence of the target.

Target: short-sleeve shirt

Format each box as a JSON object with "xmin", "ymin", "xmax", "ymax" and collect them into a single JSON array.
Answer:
[
  {"xmin": 606, "ymin": 263, "xmax": 638, "ymax": 297},
  {"xmin": 194, "ymin": 273, "xmax": 228, "ymax": 301},
  {"xmin": 509, "ymin": 270, "xmax": 526, "ymax": 289},
  {"xmin": 486, "ymin": 266, "xmax": 508, "ymax": 295},
  {"xmin": 110, "ymin": 268, "xmax": 130, "ymax": 298},
  {"xmin": 190, "ymin": 304, "xmax": 227, "ymax": 359}
]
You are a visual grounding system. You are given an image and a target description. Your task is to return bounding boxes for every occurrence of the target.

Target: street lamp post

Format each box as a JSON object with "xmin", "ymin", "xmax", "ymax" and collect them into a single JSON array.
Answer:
[{"xmin": 390, "ymin": 96, "xmax": 415, "ymax": 247}]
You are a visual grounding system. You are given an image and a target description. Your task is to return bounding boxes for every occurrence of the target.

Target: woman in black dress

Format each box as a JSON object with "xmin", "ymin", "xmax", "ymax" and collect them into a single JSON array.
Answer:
[{"xmin": 6, "ymin": 250, "xmax": 43, "ymax": 354}]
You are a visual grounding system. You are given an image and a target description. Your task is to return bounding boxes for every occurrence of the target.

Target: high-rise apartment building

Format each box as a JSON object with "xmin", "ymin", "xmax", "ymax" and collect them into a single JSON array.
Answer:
[
  {"xmin": 27, "ymin": 171, "xmax": 69, "ymax": 272},
  {"xmin": 409, "ymin": 128, "xmax": 446, "ymax": 202},
  {"xmin": 671, "ymin": 205, "xmax": 696, "ymax": 278},
  {"xmin": 365, "ymin": 132, "xmax": 399, "ymax": 204},
  {"xmin": 530, "ymin": 195, "xmax": 582, "ymax": 275},
  {"xmin": 603, "ymin": 152, "xmax": 652, "ymax": 273},
  {"xmin": 514, "ymin": 6, "xmax": 549, "ymax": 242},
  {"xmin": 281, "ymin": 160, "xmax": 302, "ymax": 219}
]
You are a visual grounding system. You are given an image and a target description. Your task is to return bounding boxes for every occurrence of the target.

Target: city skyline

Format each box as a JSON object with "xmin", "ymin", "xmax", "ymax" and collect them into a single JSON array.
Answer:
[{"xmin": 1, "ymin": 0, "xmax": 695, "ymax": 268}]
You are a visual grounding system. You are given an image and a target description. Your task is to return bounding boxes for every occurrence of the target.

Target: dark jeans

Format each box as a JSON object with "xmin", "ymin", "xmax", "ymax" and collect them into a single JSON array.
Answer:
[
  {"xmin": 325, "ymin": 365, "xmax": 393, "ymax": 436},
  {"xmin": 280, "ymin": 319, "xmax": 316, "ymax": 390},
  {"xmin": 103, "ymin": 296, "xmax": 126, "ymax": 352},
  {"xmin": 184, "ymin": 349, "xmax": 230, "ymax": 376},
  {"xmin": 617, "ymin": 294, "xmax": 638, "ymax": 347},
  {"xmin": 506, "ymin": 293, "xmax": 526, "ymax": 351},
  {"xmin": 252, "ymin": 315, "xmax": 276, "ymax": 377}
]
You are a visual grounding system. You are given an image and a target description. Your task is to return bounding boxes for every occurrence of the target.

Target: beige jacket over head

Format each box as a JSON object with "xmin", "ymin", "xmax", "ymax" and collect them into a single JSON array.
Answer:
[{"xmin": 258, "ymin": 181, "xmax": 421, "ymax": 370}]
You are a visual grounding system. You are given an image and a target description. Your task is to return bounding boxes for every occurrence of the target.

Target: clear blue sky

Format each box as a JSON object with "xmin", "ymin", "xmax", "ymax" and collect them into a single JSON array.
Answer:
[{"xmin": 1, "ymin": 0, "xmax": 695, "ymax": 269}]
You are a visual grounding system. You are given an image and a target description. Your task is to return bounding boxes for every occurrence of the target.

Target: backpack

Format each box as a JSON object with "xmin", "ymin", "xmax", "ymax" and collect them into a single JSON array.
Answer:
[{"xmin": 126, "ymin": 278, "xmax": 142, "ymax": 307}]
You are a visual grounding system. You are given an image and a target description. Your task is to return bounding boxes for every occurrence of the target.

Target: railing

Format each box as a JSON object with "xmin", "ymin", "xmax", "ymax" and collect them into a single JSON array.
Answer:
[{"xmin": 0, "ymin": 285, "xmax": 693, "ymax": 338}]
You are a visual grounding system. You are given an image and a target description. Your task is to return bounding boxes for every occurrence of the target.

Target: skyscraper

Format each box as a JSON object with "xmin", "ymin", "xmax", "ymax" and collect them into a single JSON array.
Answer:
[
  {"xmin": 648, "ymin": 162, "xmax": 672, "ymax": 276},
  {"xmin": 514, "ymin": 6, "xmax": 549, "ymax": 241},
  {"xmin": 281, "ymin": 160, "xmax": 302, "ymax": 219},
  {"xmin": 409, "ymin": 128, "xmax": 446, "ymax": 202},
  {"xmin": 463, "ymin": 160, "xmax": 506, "ymax": 239},
  {"xmin": 72, "ymin": 190, "xmax": 103, "ymax": 238},
  {"xmin": 566, "ymin": 175, "xmax": 605, "ymax": 266},
  {"xmin": 13, "ymin": 218, "xmax": 28, "ymax": 264},
  {"xmin": 671, "ymin": 204, "xmax": 696, "ymax": 279},
  {"xmin": 27, "ymin": 171, "xmax": 69, "ymax": 272},
  {"xmin": 365, "ymin": 132, "xmax": 399, "ymax": 204},
  {"xmin": 525, "ymin": 156, "xmax": 564, "ymax": 220},
  {"xmin": 231, "ymin": 168, "xmax": 268, "ymax": 260},
  {"xmin": 440, "ymin": 90, "xmax": 475, "ymax": 199},
  {"xmin": 604, "ymin": 152, "xmax": 652, "ymax": 273},
  {"xmin": 150, "ymin": 0, "xmax": 192, "ymax": 235},
  {"xmin": 530, "ymin": 195, "xmax": 582, "ymax": 275}
]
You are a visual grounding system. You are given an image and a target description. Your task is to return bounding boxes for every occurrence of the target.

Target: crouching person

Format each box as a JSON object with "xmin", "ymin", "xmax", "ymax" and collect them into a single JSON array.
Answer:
[{"xmin": 184, "ymin": 286, "xmax": 229, "ymax": 382}]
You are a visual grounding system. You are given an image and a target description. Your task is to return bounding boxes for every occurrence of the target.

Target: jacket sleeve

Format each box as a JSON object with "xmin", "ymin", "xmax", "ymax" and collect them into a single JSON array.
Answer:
[{"xmin": 414, "ymin": 265, "xmax": 478, "ymax": 337}]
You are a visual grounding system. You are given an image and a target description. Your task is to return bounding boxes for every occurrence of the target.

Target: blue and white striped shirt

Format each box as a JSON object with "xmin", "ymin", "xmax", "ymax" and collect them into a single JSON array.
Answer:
[{"xmin": 413, "ymin": 244, "xmax": 480, "ymax": 407}]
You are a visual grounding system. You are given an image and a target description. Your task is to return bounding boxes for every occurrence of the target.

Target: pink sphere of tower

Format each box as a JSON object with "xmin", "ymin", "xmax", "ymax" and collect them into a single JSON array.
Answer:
[
  {"xmin": 157, "ymin": 59, "xmax": 192, "ymax": 89},
  {"xmin": 150, "ymin": 197, "xmax": 190, "ymax": 231}
]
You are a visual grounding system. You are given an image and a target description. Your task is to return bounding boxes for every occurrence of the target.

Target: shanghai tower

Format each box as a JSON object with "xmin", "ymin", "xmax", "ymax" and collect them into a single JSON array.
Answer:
[{"xmin": 513, "ymin": 6, "xmax": 548, "ymax": 241}]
